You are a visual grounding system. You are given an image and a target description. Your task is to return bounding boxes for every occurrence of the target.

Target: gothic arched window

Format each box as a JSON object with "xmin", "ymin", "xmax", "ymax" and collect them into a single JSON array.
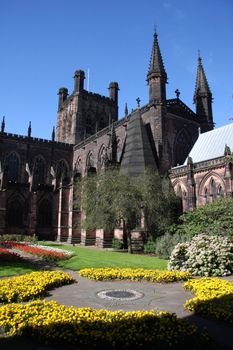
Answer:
[
  {"xmin": 33, "ymin": 157, "xmax": 45, "ymax": 188},
  {"xmin": 37, "ymin": 199, "xmax": 52, "ymax": 228},
  {"xmin": 218, "ymin": 185, "xmax": 224, "ymax": 198},
  {"xmin": 210, "ymin": 179, "xmax": 217, "ymax": 200},
  {"xmin": 56, "ymin": 160, "xmax": 69, "ymax": 186},
  {"xmin": 6, "ymin": 152, "xmax": 20, "ymax": 182},
  {"xmin": 204, "ymin": 187, "xmax": 209, "ymax": 203},
  {"xmin": 6, "ymin": 197, "xmax": 24, "ymax": 227}
]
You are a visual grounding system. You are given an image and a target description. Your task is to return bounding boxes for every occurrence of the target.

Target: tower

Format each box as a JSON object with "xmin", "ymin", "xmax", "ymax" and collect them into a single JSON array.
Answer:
[
  {"xmin": 146, "ymin": 31, "xmax": 167, "ymax": 104},
  {"xmin": 194, "ymin": 54, "xmax": 213, "ymax": 132}
]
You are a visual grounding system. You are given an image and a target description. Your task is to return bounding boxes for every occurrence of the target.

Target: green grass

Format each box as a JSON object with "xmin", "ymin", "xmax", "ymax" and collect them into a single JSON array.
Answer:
[
  {"xmin": 0, "ymin": 262, "xmax": 39, "ymax": 277},
  {"xmin": 40, "ymin": 243, "xmax": 168, "ymax": 271}
]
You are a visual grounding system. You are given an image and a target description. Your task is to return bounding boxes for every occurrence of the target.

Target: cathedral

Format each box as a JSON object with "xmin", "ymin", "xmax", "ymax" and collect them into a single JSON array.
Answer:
[{"xmin": 0, "ymin": 32, "xmax": 215, "ymax": 246}]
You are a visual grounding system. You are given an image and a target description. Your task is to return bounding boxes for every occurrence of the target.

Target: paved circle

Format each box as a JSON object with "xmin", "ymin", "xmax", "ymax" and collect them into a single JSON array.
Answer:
[{"xmin": 97, "ymin": 289, "xmax": 144, "ymax": 301}]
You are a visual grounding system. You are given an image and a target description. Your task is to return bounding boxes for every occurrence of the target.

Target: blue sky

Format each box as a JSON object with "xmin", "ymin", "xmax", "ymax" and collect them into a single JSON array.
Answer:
[{"xmin": 0, "ymin": 0, "xmax": 232, "ymax": 139}]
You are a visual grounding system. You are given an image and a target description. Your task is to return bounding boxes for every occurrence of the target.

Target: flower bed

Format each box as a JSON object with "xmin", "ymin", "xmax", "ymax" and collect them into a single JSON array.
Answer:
[
  {"xmin": 0, "ymin": 271, "xmax": 75, "ymax": 303},
  {"xmin": 0, "ymin": 300, "xmax": 211, "ymax": 349},
  {"xmin": 2, "ymin": 242, "xmax": 71, "ymax": 261},
  {"xmin": 79, "ymin": 268, "xmax": 191, "ymax": 282},
  {"xmin": 0, "ymin": 247, "xmax": 22, "ymax": 262},
  {"xmin": 184, "ymin": 278, "xmax": 233, "ymax": 324}
]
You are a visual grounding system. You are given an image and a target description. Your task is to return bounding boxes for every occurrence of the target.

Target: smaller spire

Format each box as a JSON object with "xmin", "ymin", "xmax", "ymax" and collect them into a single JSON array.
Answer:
[
  {"xmin": 194, "ymin": 53, "xmax": 211, "ymax": 99},
  {"xmin": 52, "ymin": 126, "xmax": 55, "ymax": 142},
  {"xmin": 124, "ymin": 103, "xmax": 128, "ymax": 117},
  {"xmin": 136, "ymin": 97, "xmax": 141, "ymax": 108},
  {"xmin": 1, "ymin": 116, "xmax": 5, "ymax": 133},
  {"xmin": 28, "ymin": 121, "xmax": 32, "ymax": 137}
]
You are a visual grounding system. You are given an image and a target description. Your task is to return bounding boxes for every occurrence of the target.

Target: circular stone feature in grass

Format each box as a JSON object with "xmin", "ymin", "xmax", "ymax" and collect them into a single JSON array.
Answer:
[{"xmin": 97, "ymin": 289, "xmax": 143, "ymax": 301}]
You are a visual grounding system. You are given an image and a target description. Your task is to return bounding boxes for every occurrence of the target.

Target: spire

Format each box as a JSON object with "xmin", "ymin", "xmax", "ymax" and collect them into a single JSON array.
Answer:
[
  {"xmin": 194, "ymin": 53, "xmax": 213, "ymax": 132},
  {"xmin": 52, "ymin": 126, "xmax": 55, "ymax": 142},
  {"xmin": 28, "ymin": 121, "xmax": 32, "ymax": 137},
  {"xmin": 147, "ymin": 31, "xmax": 167, "ymax": 81},
  {"xmin": 194, "ymin": 54, "xmax": 212, "ymax": 98},
  {"xmin": 124, "ymin": 103, "xmax": 128, "ymax": 117},
  {"xmin": 1, "ymin": 116, "xmax": 5, "ymax": 133},
  {"xmin": 147, "ymin": 31, "xmax": 167, "ymax": 103}
]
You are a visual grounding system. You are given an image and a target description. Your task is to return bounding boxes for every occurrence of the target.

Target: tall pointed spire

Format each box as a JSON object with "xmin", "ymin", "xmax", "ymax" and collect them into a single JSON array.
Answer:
[
  {"xmin": 147, "ymin": 31, "xmax": 167, "ymax": 80},
  {"xmin": 147, "ymin": 31, "xmax": 167, "ymax": 103},
  {"xmin": 194, "ymin": 54, "xmax": 211, "ymax": 98},
  {"xmin": 194, "ymin": 53, "xmax": 213, "ymax": 132}
]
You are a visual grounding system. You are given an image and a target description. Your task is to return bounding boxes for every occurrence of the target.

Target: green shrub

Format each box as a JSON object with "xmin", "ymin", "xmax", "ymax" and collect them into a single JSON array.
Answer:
[
  {"xmin": 0, "ymin": 234, "xmax": 38, "ymax": 243},
  {"xmin": 143, "ymin": 238, "xmax": 157, "ymax": 254},
  {"xmin": 172, "ymin": 198, "xmax": 233, "ymax": 240},
  {"xmin": 112, "ymin": 238, "xmax": 123, "ymax": 250},
  {"xmin": 154, "ymin": 232, "xmax": 193, "ymax": 259},
  {"xmin": 168, "ymin": 234, "xmax": 233, "ymax": 276}
]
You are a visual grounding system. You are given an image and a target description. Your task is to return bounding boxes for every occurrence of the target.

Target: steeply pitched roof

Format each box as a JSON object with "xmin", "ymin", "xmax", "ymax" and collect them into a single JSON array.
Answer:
[
  {"xmin": 183, "ymin": 123, "xmax": 233, "ymax": 164},
  {"xmin": 147, "ymin": 32, "xmax": 167, "ymax": 81},
  {"xmin": 120, "ymin": 110, "xmax": 157, "ymax": 176}
]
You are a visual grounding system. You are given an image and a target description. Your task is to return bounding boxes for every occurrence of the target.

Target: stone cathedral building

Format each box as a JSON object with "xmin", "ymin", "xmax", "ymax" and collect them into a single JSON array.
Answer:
[{"xmin": 0, "ymin": 32, "xmax": 217, "ymax": 246}]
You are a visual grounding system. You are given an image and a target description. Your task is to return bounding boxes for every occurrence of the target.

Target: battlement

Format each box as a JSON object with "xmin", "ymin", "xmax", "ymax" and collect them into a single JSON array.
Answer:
[
  {"xmin": 0, "ymin": 131, "xmax": 73, "ymax": 148},
  {"xmin": 83, "ymin": 90, "xmax": 114, "ymax": 102}
]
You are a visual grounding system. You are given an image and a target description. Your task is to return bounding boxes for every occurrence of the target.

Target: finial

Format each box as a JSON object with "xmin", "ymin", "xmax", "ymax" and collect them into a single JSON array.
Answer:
[
  {"xmin": 28, "ymin": 121, "xmax": 32, "ymax": 137},
  {"xmin": 175, "ymin": 89, "xmax": 180, "ymax": 99},
  {"xmin": 124, "ymin": 103, "xmax": 128, "ymax": 117},
  {"xmin": 198, "ymin": 49, "xmax": 202, "ymax": 62},
  {"xmin": 136, "ymin": 97, "xmax": 141, "ymax": 108},
  {"xmin": 52, "ymin": 126, "xmax": 55, "ymax": 142},
  {"xmin": 153, "ymin": 24, "xmax": 158, "ymax": 37},
  {"xmin": 1, "ymin": 116, "xmax": 5, "ymax": 133}
]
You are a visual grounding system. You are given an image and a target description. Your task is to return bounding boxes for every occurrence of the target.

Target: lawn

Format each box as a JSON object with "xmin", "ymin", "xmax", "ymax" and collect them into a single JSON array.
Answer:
[
  {"xmin": 0, "ymin": 261, "xmax": 39, "ymax": 277},
  {"xmin": 40, "ymin": 243, "xmax": 168, "ymax": 270}
]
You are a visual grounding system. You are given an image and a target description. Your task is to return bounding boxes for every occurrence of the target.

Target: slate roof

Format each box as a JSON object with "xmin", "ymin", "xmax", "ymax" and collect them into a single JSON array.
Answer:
[
  {"xmin": 120, "ymin": 110, "xmax": 157, "ymax": 176},
  {"xmin": 183, "ymin": 123, "xmax": 233, "ymax": 164}
]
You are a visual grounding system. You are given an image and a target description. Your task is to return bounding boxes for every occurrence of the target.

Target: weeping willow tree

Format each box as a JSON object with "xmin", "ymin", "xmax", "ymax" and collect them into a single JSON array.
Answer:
[{"xmin": 74, "ymin": 168, "xmax": 178, "ymax": 252}]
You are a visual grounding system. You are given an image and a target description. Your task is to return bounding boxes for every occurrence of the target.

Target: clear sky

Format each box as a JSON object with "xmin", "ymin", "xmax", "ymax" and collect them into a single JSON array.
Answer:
[{"xmin": 0, "ymin": 0, "xmax": 232, "ymax": 140}]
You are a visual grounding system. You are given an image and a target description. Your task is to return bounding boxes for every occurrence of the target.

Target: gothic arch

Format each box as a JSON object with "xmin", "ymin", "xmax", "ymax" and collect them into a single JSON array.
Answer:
[
  {"xmin": 198, "ymin": 171, "xmax": 225, "ymax": 201},
  {"xmin": 6, "ymin": 193, "xmax": 25, "ymax": 228},
  {"xmin": 86, "ymin": 152, "xmax": 96, "ymax": 174},
  {"xmin": 98, "ymin": 144, "xmax": 108, "ymax": 168},
  {"xmin": 4, "ymin": 152, "xmax": 21, "ymax": 183},
  {"xmin": 32, "ymin": 155, "xmax": 46, "ymax": 189},
  {"xmin": 56, "ymin": 159, "xmax": 70, "ymax": 186},
  {"xmin": 172, "ymin": 180, "xmax": 188, "ymax": 212},
  {"xmin": 174, "ymin": 129, "xmax": 192, "ymax": 166}
]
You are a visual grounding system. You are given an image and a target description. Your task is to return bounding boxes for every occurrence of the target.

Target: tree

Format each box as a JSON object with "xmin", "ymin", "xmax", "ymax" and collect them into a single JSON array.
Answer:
[
  {"xmin": 172, "ymin": 197, "xmax": 233, "ymax": 240},
  {"xmin": 74, "ymin": 168, "xmax": 178, "ymax": 252}
]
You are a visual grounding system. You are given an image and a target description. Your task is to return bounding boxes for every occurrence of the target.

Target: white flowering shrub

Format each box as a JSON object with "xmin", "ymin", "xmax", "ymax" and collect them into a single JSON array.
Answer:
[{"xmin": 168, "ymin": 234, "xmax": 233, "ymax": 276}]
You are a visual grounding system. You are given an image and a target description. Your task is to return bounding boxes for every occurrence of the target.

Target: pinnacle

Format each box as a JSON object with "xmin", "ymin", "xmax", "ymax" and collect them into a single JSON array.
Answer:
[
  {"xmin": 194, "ymin": 55, "xmax": 211, "ymax": 99},
  {"xmin": 147, "ymin": 32, "xmax": 167, "ymax": 81}
]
